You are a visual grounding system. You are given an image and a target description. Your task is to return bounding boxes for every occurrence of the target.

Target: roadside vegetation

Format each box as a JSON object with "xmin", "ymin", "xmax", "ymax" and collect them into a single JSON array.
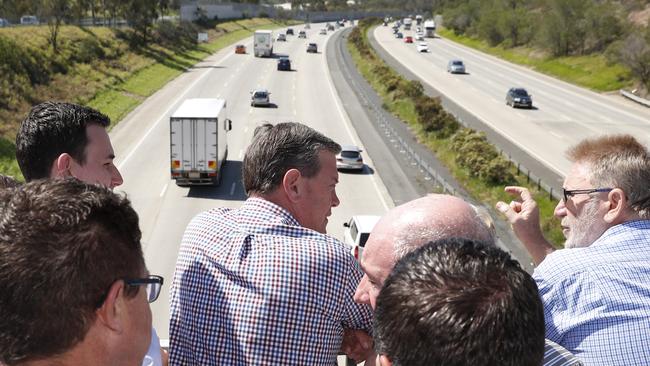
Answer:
[
  {"xmin": 348, "ymin": 18, "xmax": 564, "ymax": 246},
  {"xmin": 0, "ymin": 17, "xmax": 295, "ymax": 181}
]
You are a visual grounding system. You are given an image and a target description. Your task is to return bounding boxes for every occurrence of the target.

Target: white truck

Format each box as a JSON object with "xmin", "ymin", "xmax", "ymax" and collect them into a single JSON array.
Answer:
[
  {"xmin": 170, "ymin": 98, "xmax": 232, "ymax": 186},
  {"xmin": 424, "ymin": 20, "xmax": 436, "ymax": 38},
  {"xmin": 253, "ymin": 30, "xmax": 273, "ymax": 57},
  {"xmin": 415, "ymin": 14, "xmax": 423, "ymax": 26},
  {"xmin": 403, "ymin": 17, "xmax": 412, "ymax": 30}
]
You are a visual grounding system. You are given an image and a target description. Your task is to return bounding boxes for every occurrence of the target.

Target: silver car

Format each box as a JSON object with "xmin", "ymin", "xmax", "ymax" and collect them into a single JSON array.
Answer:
[
  {"xmin": 447, "ymin": 59, "xmax": 466, "ymax": 74},
  {"xmin": 250, "ymin": 89, "xmax": 271, "ymax": 107},
  {"xmin": 336, "ymin": 145, "xmax": 364, "ymax": 170}
]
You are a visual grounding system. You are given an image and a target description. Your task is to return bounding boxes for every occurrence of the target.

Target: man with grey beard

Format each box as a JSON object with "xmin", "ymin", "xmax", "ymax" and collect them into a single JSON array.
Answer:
[{"xmin": 496, "ymin": 134, "xmax": 650, "ymax": 365}]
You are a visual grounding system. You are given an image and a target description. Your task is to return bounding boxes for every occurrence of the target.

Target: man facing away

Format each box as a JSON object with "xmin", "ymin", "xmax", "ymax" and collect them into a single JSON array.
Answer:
[
  {"xmin": 496, "ymin": 134, "xmax": 650, "ymax": 365},
  {"xmin": 0, "ymin": 179, "xmax": 162, "ymax": 366},
  {"xmin": 373, "ymin": 237, "xmax": 545, "ymax": 366},
  {"xmin": 15, "ymin": 101, "xmax": 123, "ymax": 188},
  {"xmin": 14, "ymin": 101, "xmax": 166, "ymax": 366},
  {"xmin": 169, "ymin": 122, "xmax": 373, "ymax": 365},
  {"xmin": 356, "ymin": 194, "xmax": 583, "ymax": 366}
]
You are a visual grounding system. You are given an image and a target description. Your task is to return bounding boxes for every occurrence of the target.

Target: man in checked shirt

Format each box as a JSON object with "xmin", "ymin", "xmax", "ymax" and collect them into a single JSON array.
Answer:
[{"xmin": 169, "ymin": 122, "xmax": 373, "ymax": 365}]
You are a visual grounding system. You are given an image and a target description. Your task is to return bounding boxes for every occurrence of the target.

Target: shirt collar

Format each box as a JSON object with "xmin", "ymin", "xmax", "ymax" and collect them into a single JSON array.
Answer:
[
  {"xmin": 242, "ymin": 197, "xmax": 301, "ymax": 227},
  {"xmin": 591, "ymin": 219, "xmax": 650, "ymax": 247}
]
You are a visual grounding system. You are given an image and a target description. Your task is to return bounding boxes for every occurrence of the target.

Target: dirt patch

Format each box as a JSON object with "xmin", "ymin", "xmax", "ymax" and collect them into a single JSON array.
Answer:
[{"xmin": 628, "ymin": 5, "xmax": 650, "ymax": 26}]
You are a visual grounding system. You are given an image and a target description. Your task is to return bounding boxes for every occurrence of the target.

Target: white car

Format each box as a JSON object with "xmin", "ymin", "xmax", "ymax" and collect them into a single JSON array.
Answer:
[
  {"xmin": 250, "ymin": 89, "xmax": 271, "ymax": 107},
  {"xmin": 319, "ymin": 28, "xmax": 327, "ymax": 35},
  {"xmin": 336, "ymin": 145, "xmax": 363, "ymax": 170},
  {"xmin": 447, "ymin": 59, "xmax": 466, "ymax": 74},
  {"xmin": 415, "ymin": 32, "xmax": 424, "ymax": 41},
  {"xmin": 277, "ymin": 33, "xmax": 286, "ymax": 41},
  {"xmin": 343, "ymin": 215, "xmax": 380, "ymax": 260},
  {"xmin": 416, "ymin": 42, "xmax": 429, "ymax": 52}
]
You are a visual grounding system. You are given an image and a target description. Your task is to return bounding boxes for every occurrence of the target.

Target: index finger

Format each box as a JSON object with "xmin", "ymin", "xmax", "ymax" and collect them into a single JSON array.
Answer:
[{"xmin": 504, "ymin": 186, "xmax": 533, "ymax": 202}]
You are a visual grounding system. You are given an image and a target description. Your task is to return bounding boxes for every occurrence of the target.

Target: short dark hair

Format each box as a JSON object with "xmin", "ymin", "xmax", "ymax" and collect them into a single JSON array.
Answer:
[
  {"xmin": 374, "ymin": 238, "xmax": 545, "ymax": 366},
  {"xmin": 16, "ymin": 101, "xmax": 111, "ymax": 181},
  {"xmin": 0, "ymin": 179, "xmax": 144, "ymax": 365},
  {"xmin": 242, "ymin": 122, "xmax": 341, "ymax": 195}
]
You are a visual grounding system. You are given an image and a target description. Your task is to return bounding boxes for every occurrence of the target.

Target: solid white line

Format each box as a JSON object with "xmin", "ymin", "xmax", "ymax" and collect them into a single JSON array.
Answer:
[
  {"xmin": 229, "ymin": 182, "xmax": 236, "ymax": 196},
  {"xmin": 243, "ymin": 127, "xmax": 249, "ymax": 133},
  {"xmin": 117, "ymin": 49, "xmax": 234, "ymax": 170},
  {"xmin": 323, "ymin": 34, "xmax": 391, "ymax": 211},
  {"xmin": 238, "ymin": 149, "xmax": 243, "ymax": 159},
  {"xmin": 159, "ymin": 182, "xmax": 169, "ymax": 197}
]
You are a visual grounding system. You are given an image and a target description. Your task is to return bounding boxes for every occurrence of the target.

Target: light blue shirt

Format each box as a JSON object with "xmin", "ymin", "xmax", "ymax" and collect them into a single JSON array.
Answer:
[{"xmin": 534, "ymin": 220, "xmax": 650, "ymax": 365}]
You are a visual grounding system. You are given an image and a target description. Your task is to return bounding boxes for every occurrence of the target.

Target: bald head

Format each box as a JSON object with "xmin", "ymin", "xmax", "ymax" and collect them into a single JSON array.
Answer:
[{"xmin": 354, "ymin": 194, "xmax": 495, "ymax": 308}]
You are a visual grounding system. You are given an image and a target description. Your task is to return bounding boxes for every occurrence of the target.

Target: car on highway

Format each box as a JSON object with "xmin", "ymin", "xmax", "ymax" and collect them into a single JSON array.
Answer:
[
  {"xmin": 277, "ymin": 33, "xmax": 286, "ymax": 41},
  {"xmin": 304, "ymin": 23, "xmax": 311, "ymax": 29},
  {"xmin": 20, "ymin": 15, "xmax": 39, "ymax": 25},
  {"xmin": 286, "ymin": 28, "xmax": 294, "ymax": 35},
  {"xmin": 506, "ymin": 87, "xmax": 533, "ymax": 108},
  {"xmin": 415, "ymin": 32, "xmax": 424, "ymax": 41},
  {"xmin": 319, "ymin": 28, "xmax": 327, "ymax": 35},
  {"xmin": 336, "ymin": 145, "xmax": 364, "ymax": 171},
  {"xmin": 277, "ymin": 57, "xmax": 291, "ymax": 71},
  {"xmin": 306, "ymin": 42, "xmax": 318, "ymax": 53},
  {"xmin": 343, "ymin": 215, "xmax": 380, "ymax": 261},
  {"xmin": 235, "ymin": 44, "xmax": 246, "ymax": 54},
  {"xmin": 447, "ymin": 59, "xmax": 466, "ymax": 74},
  {"xmin": 250, "ymin": 89, "xmax": 271, "ymax": 107},
  {"xmin": 405, "ymin": 36, "xmax": 413, "ymax": 43},
  {"xmin": 395, "ymin": 32, "xmax": 403, "ymax": 39},
  {"xmin": 298, "ymin": 30, "xmax": 307, "ymax": 38},
  {"xmin": 327, "ymin": 23, "xmax": 335, "ymax": 31},
  {"xmin": 416, "ymin": 42, "xmax": 429, "ymax": 52},
  {"xmin": 0, "ymin": 18, "xmax": 10, "ymax": 27}
]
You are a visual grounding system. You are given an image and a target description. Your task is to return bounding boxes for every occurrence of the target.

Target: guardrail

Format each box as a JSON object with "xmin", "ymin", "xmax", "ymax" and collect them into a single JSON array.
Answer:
[{"xmin": 620, "ymin": 89, "xmax": 650, "ymax": 108}]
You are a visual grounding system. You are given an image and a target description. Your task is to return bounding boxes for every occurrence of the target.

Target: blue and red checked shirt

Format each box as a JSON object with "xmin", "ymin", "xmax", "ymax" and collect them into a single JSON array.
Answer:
[
  {"xmin": 169, "ymin": 198, "xmax": 373, "ymax": 365},
  {"xmin": 534, "ymin": 220, "xmax": 650, "ymax": 365}
]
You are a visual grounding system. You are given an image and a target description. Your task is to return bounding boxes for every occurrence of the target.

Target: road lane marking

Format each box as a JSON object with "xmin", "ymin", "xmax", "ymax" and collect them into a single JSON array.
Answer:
[
  {"xmin": 230, "ymin": 182, "xmax": 236, "ymax": 196},
  {"xmin": 159, "ymin": 182, "xmax": 169, "ymax": 197},
  {"xmin": 239, "ymin": 149, "xmax": 243, "ymax": 159}
]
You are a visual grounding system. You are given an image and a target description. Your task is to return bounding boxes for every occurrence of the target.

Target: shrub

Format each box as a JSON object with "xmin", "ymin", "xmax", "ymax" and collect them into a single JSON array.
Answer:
[{"xmin": 73, "ymin": 37, "xmax": 106, "ymax": 63}]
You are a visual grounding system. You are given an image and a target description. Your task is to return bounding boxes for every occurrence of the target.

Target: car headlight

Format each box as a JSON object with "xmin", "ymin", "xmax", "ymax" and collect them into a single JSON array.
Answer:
[{"xmin": 514, "ymin": 98, "xmax": 521, "ymax": 102}]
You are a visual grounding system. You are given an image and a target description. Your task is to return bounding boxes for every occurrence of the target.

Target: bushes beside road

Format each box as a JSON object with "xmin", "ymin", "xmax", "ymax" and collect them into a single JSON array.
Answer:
[{"xmin": 347, "ymin": 18, "xmax": 564, "ymax": 247}]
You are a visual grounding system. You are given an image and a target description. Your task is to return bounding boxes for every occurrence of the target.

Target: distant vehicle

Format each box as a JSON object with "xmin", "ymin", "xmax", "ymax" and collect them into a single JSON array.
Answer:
[
  {"xmin": 447, "ymin": 59, "xmax": 466, "ymax": 74},
  {"xmin": 319, "ymin": 28, "xmax": 327, "ymax": 35},
  {"xmin": 506, "ymin": 87, "xmax": 533, "ymax": 108},
  {"xmin": 298, "ymin": 30, "xmax": 307, "ymax": 38},
  {"xmin": 424, "ymin": 20, "xmax": 436, "ymax": 37},
  {"xmin": 405, "ymin": 36, "xmax": 413, "ymax": 43},
  {"xmin": 336, "ymin": 145, "xmax": 364, "ymax": 171},
  {"xmin": 396, "ymin": 32, "xmax": 403, "ymax": 39},
  {"xmin": 392, "ymin": 27, "xmax": 399, "ymax": 34},
  {"xmin": 403, "ymin": 17, "xmax": 412, "ymax": 30},
  {"xmin": 416, "ymin": 42, "xmax": 429, "ymax": 52},
  {"xmin": 343, "ymin": 215, "xmax": 381, "ymax": 261},
  {"xmin": 234, "ymin": 44, "xmax": 246, "ymax": 54},
  {"xmin": 170, "ymin": 98, "xmax": 232, "ymax": 186},
  {"xmin": 251, "ymin": 89, "xmax": 271, "ymax": 107},
  {"xmin": 304, "ymin": 23, "xmax": 310, "ymax": 29},
  {"xmin": 306, "ymin": 42, "xmax": 317, "ymax": 53},
  {"xmin": 415, "ymin": 33, "xmax": 424, "ymax": 41},
  {"xmin": 277, "ymin": 33, "xmax": 286, "ymax": 41},
  {"xmin": 277, "ymin": 57, "xmax": 291, "ymax": 71},
  {"xmin": 0, "ymin": 18, "xmax": 10, "ymax": 27},
  {"xmin": 327, "ymin": 23, "xmax": 335, "ymax": 31},
  {"xmin": 286, "ymin": 28, "xmax": 294, "ymax": 35},
  {"xmin": 415, "ymin": 14, "xmax": 423, "ymax": 25},
  {"xmin": 20, "ymin": 15, "xmax": 39, "ymax": 25},
  {"xmin": 253, "ymin": 30, "xmax": 273, "ymax": 57}
]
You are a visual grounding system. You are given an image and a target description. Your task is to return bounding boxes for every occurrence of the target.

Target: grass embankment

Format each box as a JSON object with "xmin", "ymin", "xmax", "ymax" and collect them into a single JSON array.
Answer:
[
  {"xmin": 348, "ymin": 21, "xmax": 564, "ymax": 246},
  {"xmin": 437, "ymin": 28, "xmax": 632, "ymax": 92},
  {"xmin": 0, "ymin": 18, "xmax": 295, "ymax": 181}
]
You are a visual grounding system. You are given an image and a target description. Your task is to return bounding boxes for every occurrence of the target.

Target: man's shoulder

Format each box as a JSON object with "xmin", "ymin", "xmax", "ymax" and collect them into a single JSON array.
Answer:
[{"xmin": 543, "ymin": 339, "xmax": 584, "ymax": 366}]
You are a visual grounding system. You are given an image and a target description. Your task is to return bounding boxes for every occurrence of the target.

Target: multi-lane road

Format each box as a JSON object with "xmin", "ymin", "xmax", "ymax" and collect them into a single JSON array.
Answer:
[
  {"xmin": 110, "ymin": 23, "xmax": 391, "ymax": 340},
  {"xmin": 107, "ymin": 20, "xmax": 650, "ymax": 344}
]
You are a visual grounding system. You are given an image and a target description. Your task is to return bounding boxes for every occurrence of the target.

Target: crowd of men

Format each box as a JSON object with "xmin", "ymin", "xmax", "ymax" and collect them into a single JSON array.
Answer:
[{"xmin": 1, "ymin": 101, "xmax": 649, "ymax": 366}]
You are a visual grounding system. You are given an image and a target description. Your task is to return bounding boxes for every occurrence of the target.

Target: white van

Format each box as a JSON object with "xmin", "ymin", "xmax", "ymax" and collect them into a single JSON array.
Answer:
[
  {"xmin": 20, "ymin": 15, "xmax": 39, "ymax": 25},
  {"xmin": 343, "ymin": 215, "xmax": 380, "ymax": 260}
]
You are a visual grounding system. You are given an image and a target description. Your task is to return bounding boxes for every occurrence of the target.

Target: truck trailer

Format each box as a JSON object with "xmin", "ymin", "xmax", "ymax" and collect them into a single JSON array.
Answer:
[
  {"xmin": 253, "ymin": 30, "xmax": 273, "ymax": 57},
  {"xmin": 170, "ymin": 98, "xmax": 232, "ymax": 186},
  {"xmin": 403, "ymin": 17, "xmax": 412, "ymax": 30},
  {"xmin": 424, "ymin": 20, "xmax": 436, "ymax": 38}
]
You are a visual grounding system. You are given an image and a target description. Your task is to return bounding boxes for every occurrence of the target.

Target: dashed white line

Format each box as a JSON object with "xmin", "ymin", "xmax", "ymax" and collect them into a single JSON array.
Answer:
[
  {"xmin": 159, "ymin": 183, "xmax": 169, "ymax": 197},
  {"xmin": 229, "ymin": 182, "xmax": 236, "ymax": 196},
  {"xmin": 243, "ymin": 127, "xmax": 249, "ymax": 133},
  {"xmin": 238, "ymin": 149, "xmax": 243, "ymax": 159}
]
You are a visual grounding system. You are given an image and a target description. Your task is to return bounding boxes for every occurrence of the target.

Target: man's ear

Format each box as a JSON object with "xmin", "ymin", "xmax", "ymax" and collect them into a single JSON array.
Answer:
[
  {"xmin": 378, "ymin": 354, "xmax": 393, "ymax": 366},
  {"xmin": 96, "ymin": 280, "xmax": 125, "ymax": 333},
  {"xmin": 282, "ymin": 168, "xmax": 302, "ymax": 203},
  {"xmin": 52, "ymin": 153, "xmax": 73, "ymax": 179},
  {"xmin": 604, "ymin": 188, "xmax": 627, "ymax": 224}
]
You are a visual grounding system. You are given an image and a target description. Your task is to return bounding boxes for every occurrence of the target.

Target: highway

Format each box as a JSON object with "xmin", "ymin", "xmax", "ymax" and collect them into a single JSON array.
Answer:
[
  {"xmin": 373, "ymin": 24, "xmax": 650, "ymax": 179},
  {"xmin": 108, "ymin": 22, "xmax": 392, "ymax": 341}
]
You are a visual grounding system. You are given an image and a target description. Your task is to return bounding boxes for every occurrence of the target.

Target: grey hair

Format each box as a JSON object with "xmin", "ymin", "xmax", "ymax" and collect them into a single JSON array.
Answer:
[
  {"xmin": 243, "ymin": 122, "xmax": 341, "ymax": 196},
  {"xmin": 568, "ymin": 135, "xmax": 650, "ymax": 219}
]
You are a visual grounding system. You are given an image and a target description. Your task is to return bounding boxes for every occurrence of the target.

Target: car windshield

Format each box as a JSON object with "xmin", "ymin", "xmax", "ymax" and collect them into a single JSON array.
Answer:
[
  {"xmin": 254, "ymin": 92, "xmax": 267, "ymax": 98},
  {"xmin": 513, "ymin": 89, "xmax": 529, "ymax": 96},
  {"xmin": 359, "ymin": 233, "xmax": 370, "ymax": 247},
  {"xmin": 452, "ymin": 61, "xmax": 463, "ymax": 66},
  {"xmin": 341, "ymin": 151, "xmax": 360, "ymax": 159}
]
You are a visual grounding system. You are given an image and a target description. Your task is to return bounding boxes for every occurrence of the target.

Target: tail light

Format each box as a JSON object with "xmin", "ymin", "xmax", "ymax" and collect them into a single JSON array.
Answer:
[
  {"xmin": 208, "ymin": 160, "xmax": 216, "ymax": 169},
  {"xmin": 354, "ymin": 246, "xmax": 359, "ymax": 260},
  {"xmin": 172, "ymin": 160, "xmax": 181, "ymax": 169}
]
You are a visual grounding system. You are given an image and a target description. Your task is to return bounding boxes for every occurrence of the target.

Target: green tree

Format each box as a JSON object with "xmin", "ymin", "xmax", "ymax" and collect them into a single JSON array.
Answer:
[
  {"xmin": 617, "ymin": 29, "xmax": 650, "ymax": 90},
  {"xmin": 43, "ymin": 0, "xmax": 69, "ymax": 52},
  {"xmin": 120, "ymin": 0, "xmax": 158, "ymax": 45}
]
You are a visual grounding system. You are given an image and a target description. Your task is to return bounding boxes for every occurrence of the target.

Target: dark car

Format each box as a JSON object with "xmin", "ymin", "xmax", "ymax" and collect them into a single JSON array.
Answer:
[
  {"xmin": 277, "ymin": 57, "xmax": 291, "ymax": 71},
  {"xmin": 396, "ymin": 32, "xmax": 403, "ymax": 39},
  {"xmin": 286, "ymin": 28, "xmax": 294, "ymax": 35},
  {"xmin": 506, "ymin": 88, "xmax": 533, "ymax": 108},
  {"xmin": 306, "ymin": 43, "xmax": 318, "ymax": 53}
]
